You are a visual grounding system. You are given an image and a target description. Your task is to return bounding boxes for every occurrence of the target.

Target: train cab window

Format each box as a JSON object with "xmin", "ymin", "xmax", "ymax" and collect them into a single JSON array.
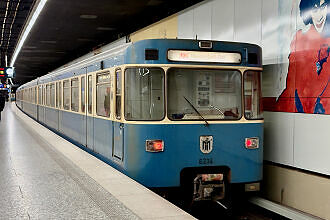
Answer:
[
  {"xmin": 115, "ymin": 69, "xmax": 122, "ymax": 119},
  {"xmin": 63, "ymin": 80, "xmax": 70, "ymax": 110},
  {"xmin": 88, "ymin": 75, "xmax": 92, "ymax": 114},
  {"xmin": 244, "ymin": 71, "xmax": 263, "ymax": 119},
  {"xmin": 81, "ymin": 76, "xmax": 85, "ymax": 113},
  {"xmin": 167, "ymin": 68, "xmax": 242, "ymax": 120},
  {"xmin": 125, "ymin": 67, "xmax": 164, "ymax": 120},
  {"xmin": 71, "ymin": 78, "xmax": 79, "ymax": 112},
  {"xmin": 59, "ymin": 82, "xmax": 62, "ymax": 109},
  {"xmin": 50, "ymin": 83, "xmax": 55, "ymax": 107},
  {"xmin": 96, "ymin": 72, "xmax": 111, "ymax": 117}
]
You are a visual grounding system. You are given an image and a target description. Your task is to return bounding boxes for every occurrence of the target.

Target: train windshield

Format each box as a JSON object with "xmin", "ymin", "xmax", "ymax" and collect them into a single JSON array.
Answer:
[{"xmin": 167, "ymin": 68, "xmax": 242, "ymax": 120}]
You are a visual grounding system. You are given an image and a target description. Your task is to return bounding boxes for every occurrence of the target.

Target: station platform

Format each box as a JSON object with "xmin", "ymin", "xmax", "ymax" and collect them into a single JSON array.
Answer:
[{"xmin": 0, "ymin": 103, "xmax": 194, "ymax": 219}]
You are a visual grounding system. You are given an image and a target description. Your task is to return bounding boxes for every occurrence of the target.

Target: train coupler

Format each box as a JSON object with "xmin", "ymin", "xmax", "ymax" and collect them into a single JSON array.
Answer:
[{"xmin": 193, "ymin": 173, "xmax": 225, "ymax": 202}]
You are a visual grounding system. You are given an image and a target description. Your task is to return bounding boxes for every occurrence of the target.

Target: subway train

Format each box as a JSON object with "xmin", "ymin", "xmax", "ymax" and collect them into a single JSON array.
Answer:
[{"xmin": 16, "ymin": 38, "xmax": 263, "ymax": 204}]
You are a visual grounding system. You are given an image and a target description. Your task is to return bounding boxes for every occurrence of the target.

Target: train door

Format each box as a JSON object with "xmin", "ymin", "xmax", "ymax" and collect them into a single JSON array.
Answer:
[
  {"xmin": 113, "ymin": 69, "xmax": 124, "ymax": 161},
  {"xmin": 86, "ymin": 74, "xmax": 94, "ymax": 150},
  {"xmin": 80, "ymin": 75, "xmax": 86, "ymax": 146}
]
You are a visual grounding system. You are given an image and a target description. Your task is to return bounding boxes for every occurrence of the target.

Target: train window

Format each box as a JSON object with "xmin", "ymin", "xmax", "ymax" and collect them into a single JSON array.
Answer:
[
  {"xmin": 167, "ymin": 68, "xmax": 242, "ymax": 120},
  {"xmin": 63, "ymin": 80, "xmax": 70, "ymax": 110},
  {"xmin": 35, "ymin": 87, "xmax": 37, "ymax": 104},
  {"xmin": 46, "ymin": 84, "xmax": 51, "ymax": 106},
  {"xmin": 125, "ymin": 67, "xmax": 165, "ymax": 120},
  {"xmin": 56, "ymin": 82, "xmax": 59, "ymax": 108},
  {"xmin": 44, "ymin": 86, "xmax": 46, "ymax": 106},
  {"xmin": 81, "ymin": 76, "xmax": 85, "ymax": 113},
  {"xmin": 96, "ymin": 72, "xmax": 111, "ymax": 117},
  {"xmin": 71, "ymin": 78, "xmax": 79, "ymax": 112},
  {"xmin": 50, "ymin": 83, "xmax": 55, "ymax": 107},
  {"xmin": 115, "ymin": 69, "xmax": 121, "ymax": 119},
  {"xmin": 59, "ymin": 81, "xmax": 62, "ymax": 109},
  {"xmin": 88, "ymin": 75, "xmax": 92, "ymax": 114},
  {"xmin": 244, "ymin": 71, "xmax": 263, "ymax": 120}
]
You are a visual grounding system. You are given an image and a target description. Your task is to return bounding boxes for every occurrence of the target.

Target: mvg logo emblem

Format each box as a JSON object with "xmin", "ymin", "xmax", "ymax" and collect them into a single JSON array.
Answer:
[{"xmin": 200, "ymin": 136, "xmax": 213, "ymax": 154}]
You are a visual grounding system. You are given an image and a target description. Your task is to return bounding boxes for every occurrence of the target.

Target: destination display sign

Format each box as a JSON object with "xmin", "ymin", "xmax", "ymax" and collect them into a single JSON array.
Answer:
[{"xmin": 167, "ymin": 50, "xmax": 241, "ymax": 64}]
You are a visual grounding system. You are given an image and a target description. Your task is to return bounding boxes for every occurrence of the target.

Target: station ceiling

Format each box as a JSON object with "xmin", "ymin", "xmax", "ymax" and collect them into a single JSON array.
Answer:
[{"xmin": 0, "ymin": 0, "xmax": 202, "ymax": 85}]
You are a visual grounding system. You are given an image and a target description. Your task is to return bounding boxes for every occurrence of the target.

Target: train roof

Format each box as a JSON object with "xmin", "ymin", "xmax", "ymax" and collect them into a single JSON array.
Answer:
[{"xmin": 18, "ymin": 38, "xmax": 262, "ymax": 91}]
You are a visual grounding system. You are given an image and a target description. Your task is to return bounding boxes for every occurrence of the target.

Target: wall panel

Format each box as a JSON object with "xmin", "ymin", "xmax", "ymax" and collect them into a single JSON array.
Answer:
[
  {"xmin": 178, "ymin": 8, "xmax": 194, "ymax": 39},
  {"xmin": 211, "ymin": 0, "xmax": 234, "ymax": 41},
  {"xmin": 234, "ymin": 0, "xmax": 262, "ymax": 45},
  {"xmin": 193, "ymin": 1, "xmax": 212, "ymax": 40},
  {"xmin": 264, "ymin": 112, "xmax": 294, "ymax": 166}
]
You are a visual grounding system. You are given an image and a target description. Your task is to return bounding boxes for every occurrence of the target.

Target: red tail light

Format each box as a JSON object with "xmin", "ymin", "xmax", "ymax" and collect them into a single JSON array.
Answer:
[
  {"xmin": 245, "ymin": 137, "xmax": 259, "ymax": 149},
  {"xmin": 146, "ymin": 140, "xmax": 164, "ymax": 152}
]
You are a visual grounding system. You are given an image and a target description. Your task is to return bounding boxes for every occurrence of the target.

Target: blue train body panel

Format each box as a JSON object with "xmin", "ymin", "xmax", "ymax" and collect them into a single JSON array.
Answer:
[
  {"xmin": 93, "ymin": 117, "xmax": 113, "ymax": 160},
  {"xmin": 123, "ymin": 123, "xmax": 263, "ymax": 187}
]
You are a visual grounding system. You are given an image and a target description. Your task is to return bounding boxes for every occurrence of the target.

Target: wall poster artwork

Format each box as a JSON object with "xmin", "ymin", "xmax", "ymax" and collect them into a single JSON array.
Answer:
[{"xmin": 263, "ymin": 0, "xmax": 330, "ymax": 114}]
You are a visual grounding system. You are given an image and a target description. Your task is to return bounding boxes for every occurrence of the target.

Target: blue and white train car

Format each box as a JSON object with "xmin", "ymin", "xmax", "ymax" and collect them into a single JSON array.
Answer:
[{"xmin": 16, "ymin": 38, "xmax": 263, "ymax": 202}]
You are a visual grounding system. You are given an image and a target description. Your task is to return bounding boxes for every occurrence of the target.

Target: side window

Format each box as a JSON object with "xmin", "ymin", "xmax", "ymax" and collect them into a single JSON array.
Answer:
[
  {"xmin": 46, "ymin": 84, "xmax": 50, "ymax": 106},
  {"xmin": 56, "ymin": 82, "xmax": 59, "ymax": 108},
  {"xmin": 39, "ymin": 87, "xmax": 41, "ymax": 105},
  {"xmin": 96, "ymin": 72, "xmax": 111, "ymax": 117},
  {"xmin": 44, "ymin": 86, "xmax": 46, "ymax": 106},
  {"xmin": 50, "ymin": 83, "xmax": 55, "ymax": 107},
  {"xmin": 81, "ymin": 76, "xmax": 85, "ymax": 113},
  {"xmin": 35, "ymin": 87, "xmax": 37, "ymax": 104},
  {"xmin": 88, "ymin": 75, "xmax": 92, "ymax": 114},
  {"xmin": 63, "ymin": 80, "xmax": 70, "ymax": 110},
  {"xmin": 115, "ymin": 69, "xmax": 122, "ymax": 119},
  {"xmin": 59, "ymin": 81, "xmax": 62, "ymax": 109},
  {"xmin": 71, "ymin": 78, "xmax": 79, "ymax": 112}
]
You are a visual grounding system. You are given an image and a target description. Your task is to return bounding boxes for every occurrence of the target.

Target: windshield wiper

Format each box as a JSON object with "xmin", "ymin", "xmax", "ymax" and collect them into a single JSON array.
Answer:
[{"xmin": 183, "ymin": 96, "xmax": 209, "ymax": 126}]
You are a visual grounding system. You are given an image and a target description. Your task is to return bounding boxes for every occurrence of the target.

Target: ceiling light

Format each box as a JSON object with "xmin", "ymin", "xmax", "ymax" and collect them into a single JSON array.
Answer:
[
  {"xmin": 10, "ymin": 0, "xmax": 48, "ymax": 67},
  {"xmin": 80, "ymin": 15, "xmax": 97, "ymax": 19}
]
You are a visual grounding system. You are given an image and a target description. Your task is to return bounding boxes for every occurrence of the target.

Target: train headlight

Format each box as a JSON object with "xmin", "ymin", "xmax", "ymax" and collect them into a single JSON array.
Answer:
[
  {"xmin": 146, "ymin": 140, "xmax": 164, "ymax": 152},
  {"xmin": 245, "ymin": 137, "xmax": 259, "ymax": 149}
]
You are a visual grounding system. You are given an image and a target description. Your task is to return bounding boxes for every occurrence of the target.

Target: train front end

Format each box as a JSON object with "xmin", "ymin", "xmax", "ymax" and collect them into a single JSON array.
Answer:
[{"xmin": 122, "ymin": 39, "xmax": 263, "ymax": 202}]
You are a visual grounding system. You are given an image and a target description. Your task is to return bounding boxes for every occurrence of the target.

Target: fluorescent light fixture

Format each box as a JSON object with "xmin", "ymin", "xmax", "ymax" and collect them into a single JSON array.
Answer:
[{"xmin": 10, "ymin": 0, "xmax": 48, "ymax": 67}]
